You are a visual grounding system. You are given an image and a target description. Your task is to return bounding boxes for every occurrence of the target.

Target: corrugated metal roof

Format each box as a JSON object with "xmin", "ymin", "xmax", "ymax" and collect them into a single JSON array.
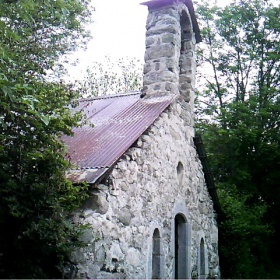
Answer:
[{"xmin": 62, "ymin": 92, "xmax": 177, "ymax": 183}]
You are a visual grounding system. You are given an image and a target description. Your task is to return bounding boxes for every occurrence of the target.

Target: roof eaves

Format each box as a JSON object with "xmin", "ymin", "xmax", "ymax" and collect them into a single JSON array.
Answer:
[
  {"xmin": 66, "ymin": 167, "xmax": 109, "ymax": 184},
  {"xmin": 193, "ymin": 135, "xmax": 224, "ymax": 222}
]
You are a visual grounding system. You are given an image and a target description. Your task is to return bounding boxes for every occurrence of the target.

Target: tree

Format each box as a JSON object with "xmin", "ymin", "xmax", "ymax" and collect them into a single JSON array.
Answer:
[
  {"xmin": 195, "ymin": 0, "xmax": 280, "ymax": 278},
  {"xmin": 75, "ymin": 56, "xmax": 143, "ymax": 98},
  {"xmin": 0, "ymin": 0, "xmax": 93, "ymax": 277}
]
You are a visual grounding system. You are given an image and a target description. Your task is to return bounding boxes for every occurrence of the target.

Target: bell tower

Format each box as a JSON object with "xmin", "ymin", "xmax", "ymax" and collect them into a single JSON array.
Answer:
[{"xmin": 141, "ymin": 0, "xmax": 201, "ymax": 107}]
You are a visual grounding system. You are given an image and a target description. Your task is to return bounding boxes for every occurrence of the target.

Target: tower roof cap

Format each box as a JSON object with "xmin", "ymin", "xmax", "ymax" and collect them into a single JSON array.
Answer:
[{"xmin": 141, "ymin": 0, "xmax": 202, "ymax": 43}]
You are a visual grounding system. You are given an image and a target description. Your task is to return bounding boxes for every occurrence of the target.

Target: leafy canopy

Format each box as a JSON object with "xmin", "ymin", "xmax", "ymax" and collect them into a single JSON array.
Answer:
[
  {"xmin": 195, "ymin": 0, "xmax": 280, "ymax": 278},
  {"xmin": 75, "ymin": 56, "xmax": 143, "ymax": 98},
  {"xmin": 0, "ymin": 0, "xmax": 93, "ymax": 278}
]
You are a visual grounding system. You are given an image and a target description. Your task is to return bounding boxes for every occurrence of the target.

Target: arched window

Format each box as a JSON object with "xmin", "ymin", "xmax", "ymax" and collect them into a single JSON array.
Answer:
[
  {"xmin": 179, "ymin": 9, "xmax": 194, "ymax": 102},
  {"xmin": 175, "ymin": 214, "xmax": 188, "ymax": 279},
  {"xmin": 199, "ymin": 238, "xmax": 206, "ymax": 279},
  {"xmin": 152, "ymin": 228, "xmax": 161, "ymax": 279},
  {"xmin": 177, "ymin": 161, "xmax": 184, "ymax": 187},
  {"xmin": 180, "ymin": 10, "xmax": 192, "ymax": 54}
]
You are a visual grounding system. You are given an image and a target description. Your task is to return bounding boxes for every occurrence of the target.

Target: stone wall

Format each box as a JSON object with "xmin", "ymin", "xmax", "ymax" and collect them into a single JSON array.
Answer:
[
  {"xmin": 68, "ymin": 100, "xmax": 220, "ymax": 279},
  {"xmin": 142, "ymin": 2, "xmax": 196, "ymax": 112},
  {"xmin": 65, "ymin": 1, "xmax": 220, "ymax": 278}
]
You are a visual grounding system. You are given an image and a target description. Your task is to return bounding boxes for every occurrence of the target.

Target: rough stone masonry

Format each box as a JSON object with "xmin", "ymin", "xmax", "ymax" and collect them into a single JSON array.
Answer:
[{"xmin": 66, "ymin": 0, "xmax": 220, "ymax": 278}]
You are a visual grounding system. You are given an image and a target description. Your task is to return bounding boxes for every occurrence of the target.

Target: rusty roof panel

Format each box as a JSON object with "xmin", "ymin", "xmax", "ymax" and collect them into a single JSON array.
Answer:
[{"xmin": 63, "ymin": 93, "xmax": 176, "ymax": 182}]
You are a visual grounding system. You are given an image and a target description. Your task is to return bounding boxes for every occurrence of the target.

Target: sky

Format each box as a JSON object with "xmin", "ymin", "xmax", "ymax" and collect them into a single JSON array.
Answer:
[
  {"xmin": 67, "ymin": 0, "xmax": 230, "ymax": 80},
  {"xmin": 67, "ymin": 0, "xmax": 148, "ymax": 79}
]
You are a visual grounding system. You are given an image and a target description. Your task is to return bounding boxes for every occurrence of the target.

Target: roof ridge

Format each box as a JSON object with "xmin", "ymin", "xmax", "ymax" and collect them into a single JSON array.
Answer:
[{"xmin": 79, "ymin": 91, "xmax": 141, "ymax": 102}]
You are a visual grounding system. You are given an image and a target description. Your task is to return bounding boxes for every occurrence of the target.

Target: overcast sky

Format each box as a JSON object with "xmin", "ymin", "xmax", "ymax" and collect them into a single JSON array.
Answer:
[
  {"xmin": 67, "ymin": 0, "xmax": 148, "ymax": 78},
  {"xmin": 67, "ymin": 0, "xmax": 229, "ymax": 79}
]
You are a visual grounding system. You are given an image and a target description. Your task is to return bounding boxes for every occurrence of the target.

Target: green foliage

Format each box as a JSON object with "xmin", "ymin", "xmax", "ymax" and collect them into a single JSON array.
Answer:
[
  {"xmin": 218, "ymin": 184, "xmax": 272, "ymax": 278},
  {"xmin": 0, "ymin": 0, "xmax": 92, "ymax": 278},
  {"xmin": 195, "ymin": 0, "xmax": 280, "ymax": 278},
  {"xmin": 75, "ymin": 56, "xmax": 143, "ymax": 98}
]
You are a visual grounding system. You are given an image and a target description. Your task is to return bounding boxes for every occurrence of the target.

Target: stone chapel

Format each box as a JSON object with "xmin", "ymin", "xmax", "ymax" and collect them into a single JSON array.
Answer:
[{"xmin": 62, "ymin": 0, "xmax": 221, "ymax": 278}]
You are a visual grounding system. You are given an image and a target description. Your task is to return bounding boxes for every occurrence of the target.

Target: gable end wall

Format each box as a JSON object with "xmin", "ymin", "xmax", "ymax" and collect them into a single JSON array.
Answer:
[{"xmin": 68, "ymin": 101, "xmax": 220, "ymax": 279}]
